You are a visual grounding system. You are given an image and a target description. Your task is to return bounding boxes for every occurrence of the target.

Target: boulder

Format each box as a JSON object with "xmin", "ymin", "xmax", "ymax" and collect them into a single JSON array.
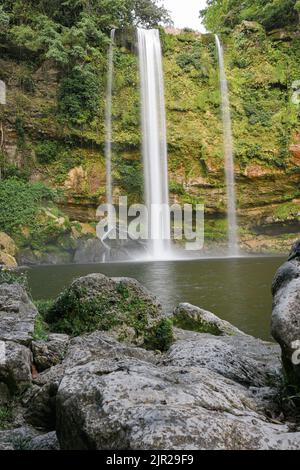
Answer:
[
  {"xmin": 271, "ymin": 242, "xmax": 300, "ymax": 386},
  {"xmin": 165, "ymin": 328, "xmax": 281, "ymax": 387},
  {"xmin": 55, "ymin": 332, "xmax": 299, "ymax": 450},
  {"xmin": 25, "ymin": 331, "xmax": 157, "ymax": 431},
  {"xmin": 0, "ymin": 341, "xmax": 32, "ymax": 395},
  {"xmin": 32, "ymin": 333, "xmax": 70, "ymax": 372},
  {"xmin": 0, "ymin": 251, "xmax": 17, "ymax": 268},
  {"xmin": 0, "ymin": 427, "xmax": 59, "ymax": 450},
  {"xmin": 45, "ymin": 274, "xmax": 166, "ymax": 347},
  {"xmin": 173, "ymin": 303, "xmax": 244, "ymax": 336},
  {"xmin": 24, "ymin": 324, "xmax": 300, "ymax": 450},
  {"xmin": 73, "ymin": 238, "xmax": 106, "ymax": 263},
  {"xmin": 0, "ymin": 283, "xmax": 38, "ymax": 345},
  {"xmin": 0, "ymin": 232, "xmax": 17, "ymax": 257}
]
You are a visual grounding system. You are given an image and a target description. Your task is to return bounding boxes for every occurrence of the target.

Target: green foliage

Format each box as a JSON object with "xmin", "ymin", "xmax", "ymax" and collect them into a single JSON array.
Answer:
[
  {"xmin": 1, "ymin": 164, "xmax": 30, "ymax": 181},
  {"xmin": 274, "ymin": 203, "xmax": 300, "ymax": 221},
  {"xmin": 19, "ymin": 75, "xmax": 35, "ymax": 94},
  {"xmin": 44, "ymin": 280, "xmax": 169, "ymax": 350},
  {"xmin": 144, "ymin": 318, "xmax": 174, "ymax": 352},
  {"xmin": 33, "ymin": 312, "xmax": 49, "ymax": 341},
  {"xmin": 35, "ymin": 140, "xmax": 60, "ymax": 164},
  {"xmin": 15, "ymin": 116, "xmax": 25, "ymax": 147},
  {"xmin": 0, "ymin": 269, "xmax": 28, "ymax": 290},
  {"xmin": 115, "ymin": 159, "xmax": 143, "ymax": 199},
  {"xmin": 34, "ymin": 299, "xmax": 55, "ymax": 318},
  {"xmin": 0, "ymin": 0, "xmax": 169, "ymax": 129},
  {"xmin": 201, "ymin": 0, "xmax": 300, "ymax": 32},
  {"xmin": 58, "ymin": 66, "xmax": 101, "ymax": 125},
  {"xmin": 0, "ymin": 405, "xmax": 13, "ymax": 430},
  {"xmin": 205, "ymin": 218, "xmax": 228, "ymax": 241},
  {"xmin": 0, "ymin": 178, "xmax": 58, "ymax": 237},
  {"xmin": 0, "ymin": 5, "xmax": 9, "ymax": 32},
  {"xmin": 169, "ymin": 181, "xmax": 185, "ymax": 195},
  {"xmin": 173, "ymin": 312, "xmax": 221, "ymax": 335}
]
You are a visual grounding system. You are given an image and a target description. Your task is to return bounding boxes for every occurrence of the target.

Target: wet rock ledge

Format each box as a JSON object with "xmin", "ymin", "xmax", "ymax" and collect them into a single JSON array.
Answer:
[{"xmin": 0, "ymin": 257, "xmax": 300, "ymax": 450}]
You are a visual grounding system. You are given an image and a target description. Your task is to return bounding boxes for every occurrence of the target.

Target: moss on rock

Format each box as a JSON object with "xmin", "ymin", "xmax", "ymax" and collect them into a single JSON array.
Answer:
[{"xmin": 44, "ymin": 273, "xmax": 173, "ymax": 351}]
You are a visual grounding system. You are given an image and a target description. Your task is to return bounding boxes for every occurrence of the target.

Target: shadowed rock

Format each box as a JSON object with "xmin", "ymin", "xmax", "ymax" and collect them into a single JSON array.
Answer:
[
  {"xmin": 272, "ymin": 240, "xmax": 300, "ymax": 387},
  {"xmin": 0, "ymin": 284, "xmax": 38, "ymax": 345}
]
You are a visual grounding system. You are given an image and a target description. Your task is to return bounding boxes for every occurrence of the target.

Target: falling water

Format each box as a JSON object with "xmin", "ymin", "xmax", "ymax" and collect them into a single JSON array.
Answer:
[
  {"xmin": 105, "ymin": 29, "xmax": 115, "ymax": 229},
  {"xmin": 215, "ymin": 34, "xmax": 239, "ymax": 256},
  {"xmin": 137, "ymin": 28, "xmax": 171, "ymax": 259}
]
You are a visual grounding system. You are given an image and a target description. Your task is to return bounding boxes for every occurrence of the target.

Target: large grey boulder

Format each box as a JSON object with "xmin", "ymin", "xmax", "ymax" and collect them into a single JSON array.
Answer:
[
  {"xmin": 0, "ymin": 341, "xmax": 32, "ymax": 395},
  {"xmin": 29, "ymin": 326, "xmax": 296, "ymax": 450},
  {"xmin": 165, "ymin": 328, "xmax": 281, "ymax": 387},
  {"xmin": 173, "ymin": 303, "xmax": 244, "ymax": 336},
  {"xmin": 0, "ymin": 427, "xmax": 59, "ymax": 450},
  {"xmin": 32, "ymin": 333, "xmax": 70, "ymax": 372},
  {"xmin": 25, "ymin": 331, "xmax": 157, "ymax": 430},
  {"xmin": 45, "ymin": 274, "xmax": 165, "ymax": 347},
  {"xmin": 55, "ymin": 341, "xmax": 300, "ymax": 450},
  {"xmin": 271, "ymin": 241, "xmax": 300, "ymax": 387},
  {"xmin": 0, "ymin": 283, "xmax": 38, "ymax": 345}
]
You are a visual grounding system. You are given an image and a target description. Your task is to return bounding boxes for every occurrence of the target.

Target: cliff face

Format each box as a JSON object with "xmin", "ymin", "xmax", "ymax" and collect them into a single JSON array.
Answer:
[{"xmin": 0, "ymin": 22, "xmax": 300, "ymax": 255}]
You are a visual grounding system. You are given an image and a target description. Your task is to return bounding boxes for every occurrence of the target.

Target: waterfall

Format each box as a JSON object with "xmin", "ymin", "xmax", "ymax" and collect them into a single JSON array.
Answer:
[
  {"xmin": 137, "ymin": 28, "xmax": 171, "ymax": 259},
  {"xmin": 105, "ymin": 29, "xmax": 115, "ymax": 229},
  {"xmin": 215, "ymin": 34, "xmax": 239, "ymax": 257}
]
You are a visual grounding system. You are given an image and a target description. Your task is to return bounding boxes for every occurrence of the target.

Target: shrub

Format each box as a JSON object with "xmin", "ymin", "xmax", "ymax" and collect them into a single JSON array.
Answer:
[
  {"xmin": 35, "ymin": 140, "xmax": 59, "ymax": 164},
  {"xmin": 58, "ymin": 66, "xmax": 100, "ymax": 125},
  {"xmin": 0, "ymin": 178, "xmax": 58, "ymax": 237},
  {"xmin": 0, "ymin": 269, "xmax": 28, "ymax": 290},
  {"xmin": 0, "ymin": 405, "xmax": 13, "ymax": 430},
  {"xmin": 144, "ymin": 318, "xmax": 174, "ymax": 352}
]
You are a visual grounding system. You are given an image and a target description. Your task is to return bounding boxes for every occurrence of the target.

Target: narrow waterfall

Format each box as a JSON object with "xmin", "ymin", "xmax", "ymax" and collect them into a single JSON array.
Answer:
[
  {"xmin": 137, "ymin": 28, "xmax": 171, "ymax": 259},
  {"xmin": 105, "ymin": 29, "xmax": 115, "ymax": 228},
  {"xmin": 215, "ymin": 35, "xmax": 239, "ymax": 256}
]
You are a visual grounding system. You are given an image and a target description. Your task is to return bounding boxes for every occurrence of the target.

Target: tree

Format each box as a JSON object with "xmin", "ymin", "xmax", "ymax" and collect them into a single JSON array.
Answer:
[
  {"xmin": 201, "ymin": 0, "xmax": 299, "ymax": 32},
  {"xmin": 0, "ymin": 0, "xmax": 170, "ymax": 127}
]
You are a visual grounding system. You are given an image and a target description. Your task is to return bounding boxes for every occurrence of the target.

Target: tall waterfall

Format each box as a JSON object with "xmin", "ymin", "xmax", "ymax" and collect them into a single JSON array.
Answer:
[
  {"xmin": 215, "ymin": 35, "xmax": 239, "ymax": 256},
  {"xmin": 105, "ymin": 29, "xmax": 115, "ymax": 228},
  {"xmin": 137, "ymin": 28, "xmax": 171, "ymax": 259}
]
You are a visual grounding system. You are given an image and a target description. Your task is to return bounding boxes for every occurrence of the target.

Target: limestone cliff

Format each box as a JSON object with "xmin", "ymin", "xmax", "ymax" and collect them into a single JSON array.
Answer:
[{"xmin": 0, "ymin": 22, "xmax": 300, "ymax": 256}]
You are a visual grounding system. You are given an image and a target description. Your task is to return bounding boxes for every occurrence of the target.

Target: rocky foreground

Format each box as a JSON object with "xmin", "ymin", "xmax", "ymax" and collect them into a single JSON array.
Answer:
[{"xmin": 0, "ymin": 263, "xmax": 300, "ymax": 450}]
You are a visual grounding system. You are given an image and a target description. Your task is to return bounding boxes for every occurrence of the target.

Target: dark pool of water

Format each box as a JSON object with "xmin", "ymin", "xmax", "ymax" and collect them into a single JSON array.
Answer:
[{"xmin": 27, "ymin": 256, "xmax": 285, "ymax": 341}]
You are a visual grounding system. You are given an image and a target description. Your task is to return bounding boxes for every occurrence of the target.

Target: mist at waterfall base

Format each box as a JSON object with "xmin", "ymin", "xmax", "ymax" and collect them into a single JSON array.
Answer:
[{"xmin": 103, "ymin": 29, "xmax": 241, "ymax": 262}]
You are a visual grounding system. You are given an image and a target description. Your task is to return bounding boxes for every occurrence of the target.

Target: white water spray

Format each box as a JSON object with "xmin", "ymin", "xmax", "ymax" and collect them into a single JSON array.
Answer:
[
  {"xmin": 105, "ymin": 29, "xmax": 115, "ymax": 228},
  {"xmin": 137, "ymin": 28, "xmax": 171, "ymax": 259},
  {"xmin": 215, "ymin": 34, "xmax": 239, "ymax": 256}
]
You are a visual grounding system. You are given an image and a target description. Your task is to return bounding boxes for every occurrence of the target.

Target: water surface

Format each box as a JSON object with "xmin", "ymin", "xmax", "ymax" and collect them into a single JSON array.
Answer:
[{"xmin": 28, "ymin": 256, "xmax": 285, "ymax": 341}]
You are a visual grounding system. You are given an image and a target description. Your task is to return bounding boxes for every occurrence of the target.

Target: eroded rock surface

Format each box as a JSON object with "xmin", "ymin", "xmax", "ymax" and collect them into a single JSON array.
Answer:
[
  {"xmin": 272, "ymin": 241, "xmax": 300, "ymax": 386},
  {"xmin": 0, "ymin": 283, "xmax": 38, "ymax": 345}
]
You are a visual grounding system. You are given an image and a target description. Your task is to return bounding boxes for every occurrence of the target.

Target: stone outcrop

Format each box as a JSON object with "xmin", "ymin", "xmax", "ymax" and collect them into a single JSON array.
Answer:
[
  {"xmin": 0, "ymin": 284, "xmax": 38, "ymax": 345},
  {"xmin": 173, "ymin": 303, "xmax": 244, "ymax": 336},
  {"xmin": 52, "ymin": 328, "xmax": 299, "ymax": 450},
  {"xmin": 0, "ymin": 232, "xmax": 18, "ymax": 267},
  {"xmin": 31, "ymin": 334, "xmax": 70, "ymax": 372},
  {"xmin": 0, "ymin": 341, "xmax": 32, "ymax": 395},
  {"xmin": 45, "ymin": 274, "xmax": 165, "ymax": 346},
  {"xmin": 272, "ymin": 240, "xmax": 300, "ymax": 387},
  {"xmin": 24, "ymin": 324, "xmax": 298, "ymax": 450},
  {"xmin": 0, "ymin": 427, "xmax": 59, "ymax": 450},
  {"xmin": 1, "ymin": 268, "xmax": 300, "ymax": 450}
]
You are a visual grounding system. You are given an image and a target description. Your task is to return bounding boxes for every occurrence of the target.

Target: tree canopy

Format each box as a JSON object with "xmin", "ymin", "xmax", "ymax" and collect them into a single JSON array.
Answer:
[
  {"xmin": 201, "ymin": 0, "xmax": 300, "ymax": 32},
  {"xmin": 0, "ymin": 0, "xmax": 170, "ymax": 126},
  {"xmin": 0, "ymin": 0, "xmax": 170, "ymax": 66}
]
